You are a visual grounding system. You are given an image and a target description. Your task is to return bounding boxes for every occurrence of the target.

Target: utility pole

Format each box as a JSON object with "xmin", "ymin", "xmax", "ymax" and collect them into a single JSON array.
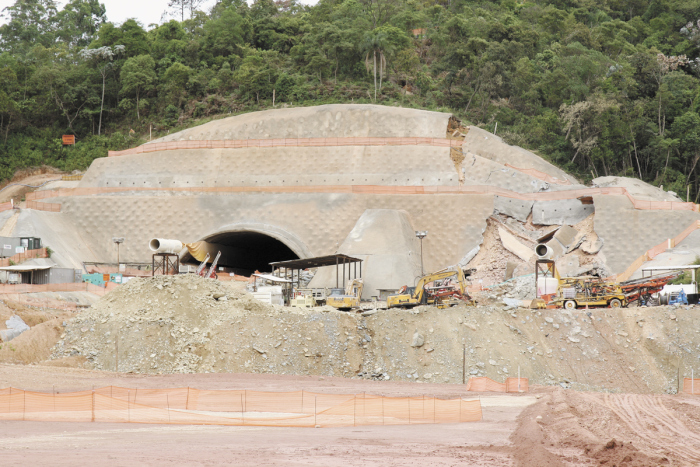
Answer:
[{"xmin": 415, "ymin": 231, "xmax": 428, "ymax": 276}]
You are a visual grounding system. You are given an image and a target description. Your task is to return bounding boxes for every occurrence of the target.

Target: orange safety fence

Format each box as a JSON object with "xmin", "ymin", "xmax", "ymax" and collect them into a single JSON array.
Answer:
[
  {"xmin": 26, "ymin": 200, "xmax": 60, "ymax": 212},
  {"xmin": 465, "ymin": 377, "xmax": 528, "ymax": 393},
  {"xmin": 106, "ymin": 137, "xmax": 465, "ymax": 158},
  {"xmin": 684, "ymin": 378, "xmax": 700, "ymax": 395},
  {"xmin": 0, "ymin": 201, "xmax": 13, "ymax": 213},
  {"xmin": 0, "ymin": 248, "xmax": 48, "ymax": 267},
  {"xmin": 0, "ymin": 386, "xmax": 483, "ymax": 427},
  {"xmin": 0, "ymin": 282, "xmax": 116, "ymax": 296}
]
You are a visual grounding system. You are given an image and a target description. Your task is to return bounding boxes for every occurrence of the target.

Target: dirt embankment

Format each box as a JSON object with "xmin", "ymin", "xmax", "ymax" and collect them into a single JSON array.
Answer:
[
  {"xmin": 43, "ymin": 274, "xmax": 700, "ymax": 394},
  {"xmin": 0, "ymin": 301, "xmax": 72, "ymax": 364}
]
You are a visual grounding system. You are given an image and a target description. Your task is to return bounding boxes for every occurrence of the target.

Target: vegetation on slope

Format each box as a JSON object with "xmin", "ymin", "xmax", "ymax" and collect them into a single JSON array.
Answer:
[{"xmin": 1, "ymin": 0, "xmax": 700, "ymax": 197}]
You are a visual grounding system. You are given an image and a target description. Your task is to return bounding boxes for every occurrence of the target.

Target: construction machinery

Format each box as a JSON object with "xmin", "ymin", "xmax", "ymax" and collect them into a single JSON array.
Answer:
[
  {"xmin": 199, "ymin": 251, "xmax": 221, "ymax": 279},
  {"xmin": 326, "ymin": 279, "xmax": 363, "ymax": 311},
  {"xmin": 387, "ymin": 267, "xmax": 473, "ymax": 309},
  {"xmin": 290, "ymin": 288, "xmax": 317, "ymax": 308},
  {"xmin": 549, "ymin": 276, "xmax": 627, "ymax": 309}
]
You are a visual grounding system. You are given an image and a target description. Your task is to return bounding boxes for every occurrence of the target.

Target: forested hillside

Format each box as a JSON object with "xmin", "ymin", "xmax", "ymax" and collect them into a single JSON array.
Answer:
[{"xmin": 1, "ymin": 0, "xmax": 700, "ymax": 197}]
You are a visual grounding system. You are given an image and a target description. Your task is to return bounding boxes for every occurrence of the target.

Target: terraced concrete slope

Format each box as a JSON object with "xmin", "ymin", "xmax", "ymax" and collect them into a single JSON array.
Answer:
[{"xmin": 25, "ymin": 104, "xmax": 699, "ymax": 292}]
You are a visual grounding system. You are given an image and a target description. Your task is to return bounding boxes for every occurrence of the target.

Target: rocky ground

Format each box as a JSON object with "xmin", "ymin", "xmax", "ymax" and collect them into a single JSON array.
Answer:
[{"xmin": 27, "ymin": 274, "xmax": 698, "ymax": 395}]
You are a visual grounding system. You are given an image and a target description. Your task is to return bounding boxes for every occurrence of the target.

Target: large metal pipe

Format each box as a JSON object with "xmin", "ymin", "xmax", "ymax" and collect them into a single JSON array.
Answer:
[
  {"xmin": 535, "ymin": 243, "xmax": 554, "ymax": 260},
  {"xmin": 149, "ymin": 238, "xmax": 184, "ymax": 254}
]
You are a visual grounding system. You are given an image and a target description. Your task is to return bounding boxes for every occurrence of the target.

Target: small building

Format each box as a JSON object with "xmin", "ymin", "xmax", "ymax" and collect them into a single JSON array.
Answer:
[
  {"xmin": 0, "ymin": 236, "xmax": 42, "ymax": 258},
  {"xmin": 0, "ymin": 259, "xmax": 81, "ymax": 284}
]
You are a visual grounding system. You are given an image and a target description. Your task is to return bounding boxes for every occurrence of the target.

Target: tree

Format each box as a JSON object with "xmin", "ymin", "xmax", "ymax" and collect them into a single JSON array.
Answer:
[
  {"xmin": 55, "ymin": 0, "xmax": 106, "ymax": 48},
  {"xmin": 0, "ymin": 0, "xmax": 58, "ymax": 52},
  {"xmin": 361, "ymin": 30, "xmax": 394, "ymax": 101},
  {"xmin": 120, "ymin": 55, "xmax": 156, "ymax": 120},
  {"xmin": 164, "ymin": 0, "xmax": 205, "ymax": 22},
  {"xmin": 79, "ymin": 44, "xmax": 125, "ymax": 135}
]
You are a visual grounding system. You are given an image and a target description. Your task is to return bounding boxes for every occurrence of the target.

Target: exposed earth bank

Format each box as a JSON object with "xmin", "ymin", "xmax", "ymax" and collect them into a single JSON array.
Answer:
[{"xmin": 26, "ymin": 274, "xmax": 698, "ymax": 395}]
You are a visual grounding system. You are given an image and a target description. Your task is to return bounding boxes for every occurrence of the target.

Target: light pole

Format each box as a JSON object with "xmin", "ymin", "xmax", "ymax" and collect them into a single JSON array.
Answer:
[
  {"xmin": 112, "ymin": 237, "xmax": 125, "ymax": 266},
  {"xmin": 415, "ymin": 231, "xmax": 428, "ymax": 276}
]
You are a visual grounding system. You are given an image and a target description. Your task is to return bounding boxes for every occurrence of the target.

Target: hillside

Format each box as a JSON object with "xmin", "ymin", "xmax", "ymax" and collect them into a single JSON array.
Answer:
[{"xmin": 1, "ymin": 0, "xmax": 700, "ymax": 195}]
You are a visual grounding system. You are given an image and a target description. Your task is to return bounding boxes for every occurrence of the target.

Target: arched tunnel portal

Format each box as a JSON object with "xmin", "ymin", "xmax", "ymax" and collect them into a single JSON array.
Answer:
[{"xmin": 182, "ymin": 224, "xmax": 311, "ymax": 276}]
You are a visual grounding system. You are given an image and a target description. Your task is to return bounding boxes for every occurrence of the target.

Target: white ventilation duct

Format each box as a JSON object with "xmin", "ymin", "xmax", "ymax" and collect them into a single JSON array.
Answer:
[
  {"xmin": 149, "ymin": 238, "xmax": 184, "ymax": 254},
  {"xmin": 535, "ymin": 243, "xmax": 554, "ymax": 260}
]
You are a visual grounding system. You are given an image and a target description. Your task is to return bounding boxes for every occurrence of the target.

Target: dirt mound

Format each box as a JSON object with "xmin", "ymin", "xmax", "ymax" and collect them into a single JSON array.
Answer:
[
  {"xmin": 52, "ymin": 273, "xmax": 700, "ymax": 394},
  {"xmin": 0, "ymin": 318, "xmax": 67, "ymax": 364}
]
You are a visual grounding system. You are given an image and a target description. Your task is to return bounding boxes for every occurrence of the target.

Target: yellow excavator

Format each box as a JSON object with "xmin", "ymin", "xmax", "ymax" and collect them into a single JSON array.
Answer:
[
  {"xmin": 387, "ymin": 267, "xmax": 473, "ymax": 308},
  {"xmin": 326, "ymin": 279, "xmax": 364, "ymax": 311}
]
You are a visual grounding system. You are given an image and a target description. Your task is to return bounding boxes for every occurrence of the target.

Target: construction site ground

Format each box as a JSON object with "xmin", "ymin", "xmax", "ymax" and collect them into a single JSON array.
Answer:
[
  {"xmin": 1, "ymin": 274, "xmax": 700, "ymax": 464},
  {"xmin": 1, "ymin": 366, "xmax": 698, "ymax": 466}
]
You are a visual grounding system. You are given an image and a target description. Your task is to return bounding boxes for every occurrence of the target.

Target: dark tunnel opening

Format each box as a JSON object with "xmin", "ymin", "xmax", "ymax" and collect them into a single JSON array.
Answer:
[{"xmin": 186, "ymin": 231, "xmax": 300, "ymax": 276}]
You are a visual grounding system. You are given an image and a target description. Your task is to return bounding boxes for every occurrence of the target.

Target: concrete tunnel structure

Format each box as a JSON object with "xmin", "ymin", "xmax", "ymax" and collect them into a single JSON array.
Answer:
[{"xmin": 31, "ymin": 104, "xmax": 700, "ymax": 297}]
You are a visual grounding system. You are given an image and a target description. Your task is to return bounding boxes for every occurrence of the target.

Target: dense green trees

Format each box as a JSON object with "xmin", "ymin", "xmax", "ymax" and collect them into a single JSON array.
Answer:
[{"xmin": 2, "ymin": 0, "xmax": 700, "ymax": 197}]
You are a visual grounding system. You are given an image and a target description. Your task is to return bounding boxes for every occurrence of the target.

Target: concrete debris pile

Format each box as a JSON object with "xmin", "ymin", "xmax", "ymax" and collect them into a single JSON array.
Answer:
[{"xmin": 466, "ymin": 213, "xmax": 611, "ymax": 290}]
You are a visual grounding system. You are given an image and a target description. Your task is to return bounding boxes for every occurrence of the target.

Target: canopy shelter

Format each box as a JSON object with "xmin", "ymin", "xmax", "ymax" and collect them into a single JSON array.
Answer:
[{"xmin": 270, "ymin": 254, "xmax": 362, "ymax": 289}]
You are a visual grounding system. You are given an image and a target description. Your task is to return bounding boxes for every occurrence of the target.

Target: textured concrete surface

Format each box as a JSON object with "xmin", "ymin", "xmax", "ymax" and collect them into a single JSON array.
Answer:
[
  {"xmin": 593, "ymin": 176, "xmax": 682, "ymax": 201},
  {"xmin": 151, "ymin": 104, "xmax": 452, "ymax": 142},
  {"xmin": 594, "ymin": 195, "xmax": 700, "ymax": 274},
  {"xmin": 463, "ymin": 126, "xmax": 576, "ymax": 184},
  {"xmin": 308, "ymin": 209, "xmax": 422, "ymax": 297},
  {"xmin": 81, "ymin": 146, "xmax": 459, "ymax": 189},
  {"xmin": 629, "ymin": 229, "xmax": 700, "ymax": 279},
  {"xmin": 493, "ymin": 196, "xmax": 533, "ymax": 222},
  {"xmin": 532, "ymin": 199, "xmax": 594, "ymax": 225},
  {"xmin": 462, "ymin": 153, "xmax": 545, "ymax": 193},
  {"xmin": 11, "ymin": 210, "xmax": 98, "ymax": 269},
  {"xmin": 56, "ymin": 193, "xmax": 493, "ymax": 276}
]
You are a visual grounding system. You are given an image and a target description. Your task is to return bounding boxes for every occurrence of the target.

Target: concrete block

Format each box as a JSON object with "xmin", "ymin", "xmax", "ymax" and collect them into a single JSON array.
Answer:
[
  {"xmin": 553, "ymin": 225, "xmax": 578, "ymax": 250},
  {"xmin": 556, "ymin": 255, "xmax": 580, "ymax": 277},
  {"xmin": 581, "ymin": 237, "xmax": 604, "ymax": 254},
  {"xmin": 505, "ymin": 261, "xmax": 518, "ymax": 280},
  {"xmin": 459, "ymin": 245, "xmax": 480, "ymax": 267},
  {"xmin": 532, "ymin": 200, "xmax": 594, "ymax": 226},
  {"xmin": 545, "ymin": 238, "xmax": 565, "ymax": 260},
  {"xmin": 493, "ymin": 196, "xmax": 533, "ymax": 222},
  {"xmin": 498, "ymin": 227, "xmax": 534, "ymax": 262}
]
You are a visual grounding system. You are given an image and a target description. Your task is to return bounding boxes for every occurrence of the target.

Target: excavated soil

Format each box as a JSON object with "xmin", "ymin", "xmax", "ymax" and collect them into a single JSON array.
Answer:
[{"xmin": 36, "ymin": 274, "xmax": 700, "ymax": 395}]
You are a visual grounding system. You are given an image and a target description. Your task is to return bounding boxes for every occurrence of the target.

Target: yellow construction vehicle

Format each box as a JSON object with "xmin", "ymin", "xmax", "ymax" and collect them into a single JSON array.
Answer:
[
  {"xmin": 550, "ymin": 276, "xmax": 627, "ymax": 309},
  {"xmin": 326, "ymin": 279, "xmax": 363, "ymax": 311},
  {"xmin": 387, "ymin": 267, "xmax": 473, "ymax": 308}
]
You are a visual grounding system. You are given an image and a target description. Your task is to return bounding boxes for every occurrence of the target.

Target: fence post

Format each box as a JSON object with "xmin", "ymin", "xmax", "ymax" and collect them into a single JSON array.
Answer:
[
  {"xmin": 92, "ymin": 390, "xmax": 95, "ymax": 422},
  {"xmin": 433, "ymin": 395, "xmax": 436, "ymax": 424},
  {"xmin": 314, "ymin": 396, "xmax": 317, "ymax": 427},
  {"xmin": 22, "ymin": 389, "xmax": 25, "ymax": 421},
  {"xmin": 408, "ymin": 397, "xmax": 411, "ymax": 424},
  {"xmin": 353, "ymin": 395, "xmax": 356, "ymax": 427},
  {"xmin": 381, "ymin": 394, "xmax": 384, "ymax": 426},
  {"xmin": 240, "ymin": 394, "xmax": 244, "ymax": 426},
  {"xmin": 463, "ymin": 345, "xmax": 466, "ymax": 385},
  {"xmin": 185, "ymin": 387, "xmax": 190, "ymax": 410},
  {"xmin": 166, "ymin": 394, "xmax": 171, "ymax": 424},
  {"xmin": 127, "ymin": 390, "xmax": 130, "ymax": 423}
]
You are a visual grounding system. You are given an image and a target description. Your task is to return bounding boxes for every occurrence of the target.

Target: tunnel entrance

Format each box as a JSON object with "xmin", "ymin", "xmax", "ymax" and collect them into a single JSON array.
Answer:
[{"xmin": 183, "ymin": 231, "xmax": 300, "ymax": 276}]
